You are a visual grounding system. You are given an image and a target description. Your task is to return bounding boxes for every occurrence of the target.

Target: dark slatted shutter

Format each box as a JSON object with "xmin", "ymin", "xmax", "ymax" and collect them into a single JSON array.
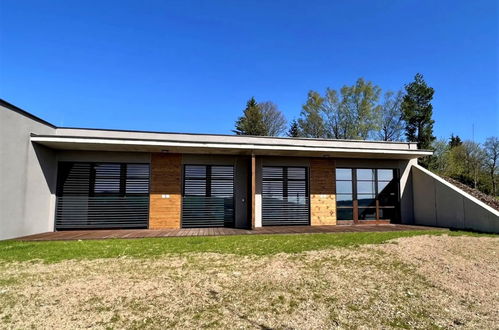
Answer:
[
  {"xmin": 182, "ymin": 165, "xmax": 234, "ymax": 228},
  {"xmin": 55, "ymin": 162, "xmax": 149, "ymax": 229},
  {"xmin": 262, "ymin": 166, "xmax": 309, "ymax": 226}
]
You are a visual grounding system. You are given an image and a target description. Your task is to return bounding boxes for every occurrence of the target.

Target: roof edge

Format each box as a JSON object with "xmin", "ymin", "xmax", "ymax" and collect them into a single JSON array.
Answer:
[
  {"xmin": 0, "ymin": 99, "xmax": 57, "ymax": 128},
  {"xmin": 31, "ymin": 134, "xmax": 434, "ymax": 155},
  {"xmin": 56, "ymin": 126, "xmax": 419, "ymax": 145},
  {"xmin": 0, "ymin": 98, "xmax": 425, "ymax": 148}
]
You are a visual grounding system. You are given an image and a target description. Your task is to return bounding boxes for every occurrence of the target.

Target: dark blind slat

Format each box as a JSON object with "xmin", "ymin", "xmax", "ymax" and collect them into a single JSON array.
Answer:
[
  {"xmin": 262, "ymin": 166, "xmax": 309, "ymax": 226},
  {"xmin": 55, "ymin": 162, "xmax": 150, "ymax": 230},
  {"xmin": 182, "ymin": 165, "xmax": 234, "ymax": 228}
]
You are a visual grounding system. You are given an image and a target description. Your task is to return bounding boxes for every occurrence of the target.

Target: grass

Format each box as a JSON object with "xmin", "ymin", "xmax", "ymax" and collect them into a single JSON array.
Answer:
[
  {"xmin": 0, "ymin": 233, "xmax": 497, "ymax": 328},
  {"xmin": 0, "ymin": 229, "xmax": 493, "ymax": 263}
]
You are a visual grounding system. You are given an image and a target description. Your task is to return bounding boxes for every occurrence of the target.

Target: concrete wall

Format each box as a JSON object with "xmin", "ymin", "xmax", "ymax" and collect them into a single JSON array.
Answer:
[
  {"xmin": 56, "ymin": 150, "xmax": 150, "ymax": 163},
  {"xmin": 0, "ymin": 104, "xmax": 57, "ymax": 240},
  {"xmin": 412, "ymin": 164, "xmax": 499, "ymax": 233}
]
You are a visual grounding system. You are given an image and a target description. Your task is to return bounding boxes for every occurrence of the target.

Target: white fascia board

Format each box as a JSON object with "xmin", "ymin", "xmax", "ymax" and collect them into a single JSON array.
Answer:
[{"xmin": 31, "ymin": 136, "xmax": 433, "ymax": 157}]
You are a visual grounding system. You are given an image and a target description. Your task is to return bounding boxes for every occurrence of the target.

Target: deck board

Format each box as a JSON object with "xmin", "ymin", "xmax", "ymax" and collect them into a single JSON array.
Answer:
[{"xmin": 14, "ymin": 224, "xmax": 443, "ymax": 241}]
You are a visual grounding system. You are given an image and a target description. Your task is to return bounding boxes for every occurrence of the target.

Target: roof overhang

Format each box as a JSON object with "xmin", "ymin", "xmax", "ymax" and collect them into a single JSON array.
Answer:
[{"xmin": 31, "ymin": 134, "xmax": 433, "ymax": 159}]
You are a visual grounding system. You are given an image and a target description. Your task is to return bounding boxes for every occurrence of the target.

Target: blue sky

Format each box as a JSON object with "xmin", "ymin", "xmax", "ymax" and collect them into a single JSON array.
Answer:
[{"xmin": 1, "ymin": 0, "xmax": 497, "ymax": 142}]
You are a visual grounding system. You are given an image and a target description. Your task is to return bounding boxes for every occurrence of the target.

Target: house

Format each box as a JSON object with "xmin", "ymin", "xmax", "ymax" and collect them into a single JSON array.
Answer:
[{"xmin": 1, "ymin": 99, "xmax": 498, "ymax": 240}]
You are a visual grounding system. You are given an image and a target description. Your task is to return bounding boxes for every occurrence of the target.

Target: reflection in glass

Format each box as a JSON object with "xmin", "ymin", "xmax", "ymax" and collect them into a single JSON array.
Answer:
[
  {"xmin": 337, "ymin": 208, "xmax": 353, "ymax": 220},
  {"xmin": 262, "ymin": 181, "xmax": 283, "ymax": 198},
  {"xmin": 335, "ymin": 167, "xmax": 399, "ymax": 222},
  {"xmin": 336, "ymin": 168, "xmax": 352, "ymax": 180},
  {"xmin": 358, "ymin": 194, "xmax": 376, "ymax": 207},
  {"xmin": 358, "ymin": 208, "xmax": 376, "ymax": 220},
  {"xmin": 379, "ymin": 207, "xmax": 396, "ymax": 220},
  {"xmin": 357, "ymin": 181, "xmax": 375, "ymax": 194},
  {"xmin": 377, "ymin": 169, "xmax": 394, "ymax": 181},
  {"xmin": 337, "ymin": 194, "xmax": 353, "ymax": 207},
  {"xmin": 377, "ymin": 181, "xmax": 389, "ymax": 193},
  {"xmin": 337, "ymin": 180, "xmax": 353, "ymax": 194},
  {"xmin": 357, "ymin": 169, "xmax": 374, "ymax": 181},
  {"xmin": 184, "ymin": 180, "xmax": 206, "ymax": 196}
]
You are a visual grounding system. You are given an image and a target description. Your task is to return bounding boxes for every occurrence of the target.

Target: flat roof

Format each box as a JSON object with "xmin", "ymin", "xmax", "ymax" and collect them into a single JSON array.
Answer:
[
  {"xmin": 2, "ymin": 98, "xmax": 432, "ymax": 159},
  {"xmin": 32, "ymin": 129, "xmax": 432, "ymax": 159}
]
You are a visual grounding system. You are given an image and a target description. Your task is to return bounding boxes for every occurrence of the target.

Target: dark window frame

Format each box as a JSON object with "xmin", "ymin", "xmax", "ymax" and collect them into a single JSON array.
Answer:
[
  {"xmin": 182, "ymin": 164, "xmax": 236, "ymax": 228},
  {"xmin": 262, "ymin": 165, "xmax": 310, "ymax": 226},
  {"xmin": 336, "ymin": 167, "xmax": 400, "ymax": 223},
  {"xmin": 262, "ymin": 166, "xmax": 309, "ymax": 198},
  {"xmin": 55, "ymin": 161, "xmax": 150, "ymax": 230},
  {"xmin": 88, "ymin": 163, "xmax": 150, "ymax": 197},
  {"xmin": 183, "ymin": 165, "xmax": 234, "ymax": 198}
]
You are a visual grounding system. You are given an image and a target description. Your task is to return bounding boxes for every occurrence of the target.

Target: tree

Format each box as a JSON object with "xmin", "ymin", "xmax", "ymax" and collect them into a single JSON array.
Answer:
[
  {"xmin": 322, "ymin": 88, "xmax": 342, "ymax": 139},
  {"xmin": 427, "ymin": 139, "xmax": 450, "ymax": 174},
  {"xmin": 259, "ymin": 101, "xmax": 287, "ymax": 136},
  {"xmin": 298, "ymin": 91, "xmax": 326, "ymax": 138},
  {"xmin": 233, "ymin": 97, "xmax": 266, "ymax": 136},
  {"xmin": 287, "ymin": 119, "xmax": 301, "ymax": 137},
  {"xmin": 449, "ymin": 134, "xmax": 463, "ymax": 148},
  {"xmin": 484, "ymin": 137, "xmax": 499, "ymax": 195},
  {"xmin": 446, "ymin": 141, "xmax": 485, "ymax": 189},
  {"xmin": 338, "ymin": 78, "xmax": 382, "ymax": 139},
  {"xmin": 377, "ymin": 90, "xmax": 405, "ymax": 141},
  {"xmin": 300, "ymin": 78, "xmax": 383, "ymax": 140},
  {"xmin": 401, "ymin": 73, "xmax": 435, "ymax": 150}
]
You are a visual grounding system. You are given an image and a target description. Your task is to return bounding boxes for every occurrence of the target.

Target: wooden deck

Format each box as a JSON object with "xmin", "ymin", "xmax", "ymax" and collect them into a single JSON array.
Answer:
[{"xmin": 16, "ymin": 224, "xmax": 443, "ymax": 241}]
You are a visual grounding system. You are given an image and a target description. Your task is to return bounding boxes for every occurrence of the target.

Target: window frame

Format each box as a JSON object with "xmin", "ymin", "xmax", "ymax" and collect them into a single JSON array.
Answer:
[
  {"xmin": 90, "ymin": 162, "xmax": 150, "ymax": 197},
  {"xmin": 182, "ymin": 164, "xmax": 235, "ymax": 198},
  {"xmin": 335, "ymin": 167, "xmax": 400, "ymax": 223}
]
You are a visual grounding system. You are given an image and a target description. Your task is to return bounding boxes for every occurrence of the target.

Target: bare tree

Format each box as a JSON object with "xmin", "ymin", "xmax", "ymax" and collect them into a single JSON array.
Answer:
[
  {"xmin": 462, "ymin": 141, "xmax": 485, "ymax": 189},
  {"xmin": 377, "ymin": 90, "xmax": 405, "ymax": 141},
  {"xmin": 259, "ymin": 101, "xmax": 287, "ymax": 136},
  {"xmin": 484, "ymin": 137, "xmax": 499, "ymax": 195}
]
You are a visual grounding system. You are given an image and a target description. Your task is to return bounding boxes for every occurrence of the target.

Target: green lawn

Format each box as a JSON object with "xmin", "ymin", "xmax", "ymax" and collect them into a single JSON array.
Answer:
[{"xmin": 0, "ymin": 229, "xmax": 491, "ymax": 263}]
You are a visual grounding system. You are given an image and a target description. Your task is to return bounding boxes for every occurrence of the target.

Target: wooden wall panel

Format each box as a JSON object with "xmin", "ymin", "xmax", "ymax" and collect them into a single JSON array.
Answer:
[
  {"xmin": 310, "ymin": 158, "xmax": 336, "ymax": 226},
  {"xmin": 149, "ymin": 153, "xmax": 182, "ymax": 229}
]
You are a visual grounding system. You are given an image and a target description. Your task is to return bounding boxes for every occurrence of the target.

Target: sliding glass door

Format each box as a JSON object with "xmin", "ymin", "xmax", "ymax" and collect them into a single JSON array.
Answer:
[
  {"xmin": 182, "ymin": 165, "xmax": 235, "ymax": 228},
  {"xmin": 336, "ymin": 168, "xmax": 399, "ymax": 224}
]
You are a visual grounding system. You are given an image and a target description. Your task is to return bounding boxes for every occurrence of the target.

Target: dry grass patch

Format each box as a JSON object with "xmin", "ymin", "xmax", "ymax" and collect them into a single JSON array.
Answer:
[{"xmin": 0, "ymin": 234, "xmax": 497, "ymax": 329}]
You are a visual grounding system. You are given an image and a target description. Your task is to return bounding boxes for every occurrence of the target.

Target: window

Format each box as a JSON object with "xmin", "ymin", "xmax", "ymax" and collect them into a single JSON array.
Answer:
[
  {"xmin": 336, "ymin": 169, "xmax": 353, "ymax": 220},
  {"xmin": 336, "ymin": 168, "xmax": 399, "ymax": 222},
  {"xmin": 182, "ymin": 165, "xmax": 235, "ymax": 228},
  {"xmin": 92, "ymin": 163, "xmax": 150, "ymax": 195},
  {"xmin": 55, "ymin": 162, "xmax": 150, "ymax": 230},
  {"xmin": 262, "ymin": 166, "xmax": 309, "ymax": 226},
  {"xmin": 93, "ymin": 163, "xmax": 121, "ymax": 194}
]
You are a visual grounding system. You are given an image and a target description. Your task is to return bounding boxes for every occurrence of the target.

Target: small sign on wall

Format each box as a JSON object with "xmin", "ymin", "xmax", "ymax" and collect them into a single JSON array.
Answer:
[{"xmin": 162, "ymin": 194, "xmax": 170, "ymax": 199}]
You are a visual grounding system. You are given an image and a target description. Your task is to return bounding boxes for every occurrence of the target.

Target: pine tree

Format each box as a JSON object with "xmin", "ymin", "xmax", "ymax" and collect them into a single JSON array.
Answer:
[
  {"xmin": 287, "ymin": 119, "xmax": 300, "ymax": 137},
  {"xmin": 449, "ymin": 134, "xmax": 463, "ymax": 148},
  {"xmin": 401, "ymin": 73, "xmax": 435, "ymax": 150},
  {"xmin": 233, "ymin": 97, "xmax": 266, "ymax": 136}
]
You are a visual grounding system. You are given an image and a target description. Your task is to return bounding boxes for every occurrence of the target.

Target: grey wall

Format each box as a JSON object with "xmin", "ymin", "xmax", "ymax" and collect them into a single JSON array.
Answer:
[
  {"xmin": 0, "ymin": 105, "xmax": 57, "ymax": 240},
  {"xmin": 57, "ymin": 150, "xmax": 150, "ymax": 163},
  {"xmin": 412, "ymin": 165, "xmax": 499, "ymax": 233}
]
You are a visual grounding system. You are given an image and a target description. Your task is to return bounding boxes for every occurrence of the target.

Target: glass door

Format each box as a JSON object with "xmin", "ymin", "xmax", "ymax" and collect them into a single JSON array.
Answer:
[{"xmin": 336, "ymin": 168, "xmax": 399, "ymax": 224}]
